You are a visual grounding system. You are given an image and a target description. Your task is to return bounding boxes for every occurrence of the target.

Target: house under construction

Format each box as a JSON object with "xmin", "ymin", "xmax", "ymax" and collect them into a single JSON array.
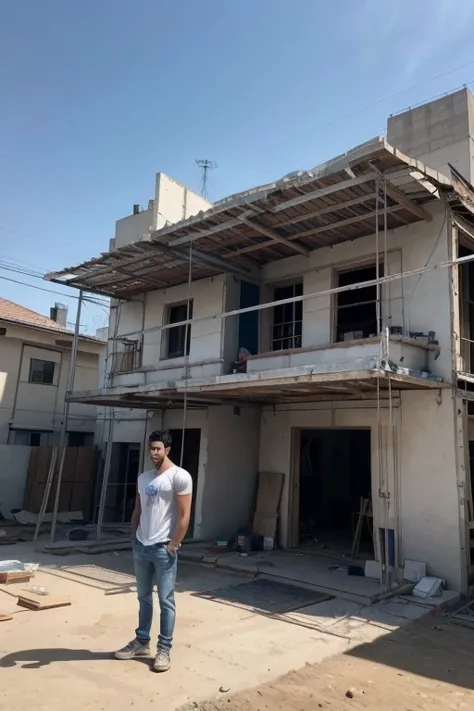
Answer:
[{"xmin": 45, "ymin": 88, "xmax": 474, "ymax": 594}]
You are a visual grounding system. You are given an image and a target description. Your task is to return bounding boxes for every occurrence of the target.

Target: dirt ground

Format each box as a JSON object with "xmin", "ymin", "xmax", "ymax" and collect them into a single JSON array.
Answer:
[
  {"xmin": 1, "ymin": 543, "xmax": 473, "ymax": 711},
  {"xmin": 182, "ymin": 620, "xmax": 474, "ymax": 710}
]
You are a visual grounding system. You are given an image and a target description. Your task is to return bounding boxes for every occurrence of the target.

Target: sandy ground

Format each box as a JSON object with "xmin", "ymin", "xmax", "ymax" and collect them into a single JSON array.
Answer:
[
  {"xmin": 180, "ymin": 620, "xmax": 474, "ymax": 710},
  {"xmin": 1, "ymin": 542, "xmax": 472, "ymax": 711}
]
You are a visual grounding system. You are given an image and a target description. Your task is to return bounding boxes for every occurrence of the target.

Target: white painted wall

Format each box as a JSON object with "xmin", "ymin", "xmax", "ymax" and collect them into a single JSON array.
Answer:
[
  {"xmin": 0, "ymin": 322, "xmax": 103, "ymax": 443},
  {"xmin": 0, "ymin": 444, "xmax": 32, "ymax": 517}
]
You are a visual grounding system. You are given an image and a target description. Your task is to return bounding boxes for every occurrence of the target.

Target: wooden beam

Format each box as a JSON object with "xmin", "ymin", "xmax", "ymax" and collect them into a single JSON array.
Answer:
[
  {"xmin": 271, "ymin": 173, "xmax": 377, "ymax": 212},
  {"xmin": 275, "ymin": 192, "xmax": 377, "ymax": 228},
  {"xmin": 166, "ymin": 209, "xmax": 256, "ymax": 247},
  {"xmin": 293, "ymin": 205, "xmax": 403, "ymax": 240},
  {"xmin": 226, "ymin": 205, "xmax": 403, "ymax": 258},
  {"xmin": 238, "ymin": 217, "xmax": 310, "ymax": 256},
  {"xmin": 368, "ymin": 162, "xmax": 433, "ymax": 222},
  {"xmin": 156, "ymin": 242, "xmax": 261, "ymax": 281},
  {"xmin": 385, "ymin": 182, "xmax": 433, "ymax": 222}
]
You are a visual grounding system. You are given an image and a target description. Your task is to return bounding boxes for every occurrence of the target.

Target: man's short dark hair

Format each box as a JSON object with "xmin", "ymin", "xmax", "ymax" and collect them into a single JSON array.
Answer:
[{"xmin": 148, "ymin": 430, "xmax": 172, "ymax": 448}]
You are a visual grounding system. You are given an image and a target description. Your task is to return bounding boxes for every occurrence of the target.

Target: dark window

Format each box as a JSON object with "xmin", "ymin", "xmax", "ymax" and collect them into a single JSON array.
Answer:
[
  {"xmin": 68, "ymin": 432, "xmax": 94, "ymax": 446},
  {"xmin": 29, "ymin": 432, "xmax": 42, "ymax": 446},
  {"xmin": 14, "ymin": 430, "xmax": 46, "ymax": 446},
  {"xmin": 272, "ymin": 283, "xmax": 302, "ymax": 351},
  {"xmin": 336, "ymin": 265, "xmax": 381, "ymax": 342},
  {"xmin": 29, "ymin": 358, "xmax": 55, "ymax": 384},
  {"xmin": 166, "ymin": 301, "xmax": 193, "ymax": 359}
]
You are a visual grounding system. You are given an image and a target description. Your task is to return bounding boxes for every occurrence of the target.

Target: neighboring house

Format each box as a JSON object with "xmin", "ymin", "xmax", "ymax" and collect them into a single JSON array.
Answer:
[
  {"xmin": 0, "ymin": 298, "xmax": 105, "ymax": 446},
  {"xmin": 47, "ymin": 88, "xmax": 474, "ymax": 593}
]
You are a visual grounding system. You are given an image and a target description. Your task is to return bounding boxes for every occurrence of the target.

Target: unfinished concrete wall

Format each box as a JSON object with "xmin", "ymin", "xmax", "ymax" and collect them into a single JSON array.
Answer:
[
  {"xmin": 115, "ymin": 208, "xmax": 154, "ymax": 250},
  {"xmin": 0, "ymin": 444, "xmax": 32, "ymax": 517},
  {"xmin": 399, "ymin": 390, "xmax": 462, "ymax": 590},
  {"xmin": 258, "ymin": 391, "xmax": 463, "ymax": 590},
  {"xmin": 113, "ymin": 173, "xmax": 211, "ymax": 250},
  {"xmin": 201, "ymin": 405, "xmax": 260, "ymax": 540},
  {"xmin": 258, "ymin": 401, "xmax": 395, "ymax": 554},
  {"xmin": 154, "ymin": 174, "xmax": 211, "ymax": 229},
  {"xmin": 262, "ymin": 202, "xmax": 451, "ymax": 381},
  {"xmin": 387, "ymin": 88, "xmax": 474, "ymax": 182}
]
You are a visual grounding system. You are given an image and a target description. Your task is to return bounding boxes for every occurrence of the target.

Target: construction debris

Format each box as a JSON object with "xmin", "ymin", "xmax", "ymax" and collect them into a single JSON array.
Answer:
[
  {"xmin": 0, "ymin": 570, "xmax": 34, "ymax": 585},
  {"xmin": 17, "ymin": 593, "xmax": 71, "ymax": 611}
]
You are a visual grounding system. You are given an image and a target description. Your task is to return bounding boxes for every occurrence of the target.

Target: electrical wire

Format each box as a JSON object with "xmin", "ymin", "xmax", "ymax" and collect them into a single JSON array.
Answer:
[
  {"xmin": 0, "ymin": 272, "xmax": 109, "ymax": 306},
  {"xmin": 224, "ymin": 60, "xmax": 474, "ymax": 166}
]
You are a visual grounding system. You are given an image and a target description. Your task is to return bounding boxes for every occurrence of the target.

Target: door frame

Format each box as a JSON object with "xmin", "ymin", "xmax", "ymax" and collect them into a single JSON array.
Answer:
[{"xmin": 288, "ymin": 426, "xmax": 372, "ymax": 550}]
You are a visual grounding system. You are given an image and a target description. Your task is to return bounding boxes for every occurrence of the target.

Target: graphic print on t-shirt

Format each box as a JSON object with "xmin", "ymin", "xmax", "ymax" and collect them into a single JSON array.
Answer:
[{"xmin": 136, "ymin": 466, "xmax": 193, "ymax": 546}]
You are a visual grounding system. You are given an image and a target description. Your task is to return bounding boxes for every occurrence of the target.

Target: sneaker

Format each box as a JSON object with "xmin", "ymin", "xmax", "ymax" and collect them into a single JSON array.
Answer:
[
  {"xmin": 114, "ymin": 639, "xmax": 151, "ymax": 660},
  {"xmin": 153, "ymin": 649, "xmax": 171, "ymax": 672}
]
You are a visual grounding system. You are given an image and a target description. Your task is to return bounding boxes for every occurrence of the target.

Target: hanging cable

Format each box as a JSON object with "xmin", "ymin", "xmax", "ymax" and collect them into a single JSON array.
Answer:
[{"xmin": 180, "ymin": 241, "xmax": 193, "ymax": 468}]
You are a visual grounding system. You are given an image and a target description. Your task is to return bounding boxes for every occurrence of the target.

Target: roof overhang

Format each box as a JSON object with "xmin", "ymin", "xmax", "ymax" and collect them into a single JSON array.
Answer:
[{"xmin": 45, "ymin": 137, "xmax": 456, "ymax": 299}]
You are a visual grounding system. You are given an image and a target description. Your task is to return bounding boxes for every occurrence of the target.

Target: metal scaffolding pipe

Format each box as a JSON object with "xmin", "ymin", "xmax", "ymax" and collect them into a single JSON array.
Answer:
[{"xmin": 48, "ymin": 290, "xmax": 85, "ymax": 544}]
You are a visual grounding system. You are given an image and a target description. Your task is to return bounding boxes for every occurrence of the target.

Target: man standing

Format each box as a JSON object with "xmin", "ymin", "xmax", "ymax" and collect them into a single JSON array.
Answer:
[{"xmin": 115, "ymin": 430, "xmax": 193, "ymax": 672}]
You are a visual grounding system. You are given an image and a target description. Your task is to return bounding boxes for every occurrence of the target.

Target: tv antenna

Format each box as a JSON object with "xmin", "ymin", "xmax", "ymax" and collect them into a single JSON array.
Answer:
[{"xmin": 195, "ymin": 159, "xmax": 217, "ymax": 199}]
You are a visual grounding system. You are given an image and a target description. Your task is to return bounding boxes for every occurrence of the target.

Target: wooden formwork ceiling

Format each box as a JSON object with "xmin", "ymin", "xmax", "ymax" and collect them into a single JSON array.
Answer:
[{"xmin": 45, "ymin": 138, "xmax": 453, "ymax": 299}]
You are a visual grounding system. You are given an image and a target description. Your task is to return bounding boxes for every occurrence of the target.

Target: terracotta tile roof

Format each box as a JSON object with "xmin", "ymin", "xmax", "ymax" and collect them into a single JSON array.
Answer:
[{"xmin": 0, "ymin": 297, "xmax": 101, "ymax": 342}]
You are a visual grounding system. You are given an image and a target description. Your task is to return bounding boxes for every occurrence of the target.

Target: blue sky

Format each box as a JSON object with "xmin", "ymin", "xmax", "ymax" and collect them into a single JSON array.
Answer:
[{"xmin": 1, "ymin": 0, "xmax": 474, "ymax": 333}]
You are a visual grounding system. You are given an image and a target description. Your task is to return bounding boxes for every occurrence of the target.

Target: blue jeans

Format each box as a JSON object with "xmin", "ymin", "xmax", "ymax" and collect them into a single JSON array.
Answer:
[{"xmin": 133, "ymin": 540, "xmax": 178, "ymax": 652}]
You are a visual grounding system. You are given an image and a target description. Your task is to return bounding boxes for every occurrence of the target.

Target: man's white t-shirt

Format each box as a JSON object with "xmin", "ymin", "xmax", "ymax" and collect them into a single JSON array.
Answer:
[{"xmin": 136, "ymin": 466, "xmax": 193, "ymax": 546}]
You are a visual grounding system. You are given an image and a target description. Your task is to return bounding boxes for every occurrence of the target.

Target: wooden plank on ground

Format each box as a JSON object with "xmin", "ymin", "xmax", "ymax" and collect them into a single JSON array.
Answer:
[
  {"xmin": 17, "ymin": 594, "xmax": 71, "ymax": 611},
  {"xmin": 0, "ymin": 571, "xmax": 34, "ymax": 584}
]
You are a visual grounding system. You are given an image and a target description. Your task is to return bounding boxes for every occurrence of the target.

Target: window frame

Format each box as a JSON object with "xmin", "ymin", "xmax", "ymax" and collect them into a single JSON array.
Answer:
[
  {"xmin": 333, "ymin": 261, "xmax": 383, "ymax": 343},
  {"xmin": 162, "ymin": 300, "xmax": 194, "ymax": 360},
  {"xmin": 271, "ymin": 281, "xmax": 303, "ymax": 352},
  {"xmin": 28, "ymin": 358, "xmax": 56, "ymax": 385}
]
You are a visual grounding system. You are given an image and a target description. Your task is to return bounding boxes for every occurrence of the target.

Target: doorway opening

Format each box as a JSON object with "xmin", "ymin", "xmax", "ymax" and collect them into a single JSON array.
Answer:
[
  {"xmin": 297, "ymin": 428, "xmax": 373, "ymax": 559},
  {"xmin": 169, "ymin": 428, "xmax": 201, "ymax": 538},
  {"xmin": 104, "ymin": 442, "xmax": 141, "ymax": 523}
]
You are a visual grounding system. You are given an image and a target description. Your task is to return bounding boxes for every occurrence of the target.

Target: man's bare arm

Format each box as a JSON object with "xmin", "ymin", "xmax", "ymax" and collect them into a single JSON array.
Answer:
[
  {"xmin": 170, "ymin": 493, "xmax": 192, "ymax": 549},
  {"xmin": 131, "ymin": 493, "xmax": 141, "ymax": 540}
]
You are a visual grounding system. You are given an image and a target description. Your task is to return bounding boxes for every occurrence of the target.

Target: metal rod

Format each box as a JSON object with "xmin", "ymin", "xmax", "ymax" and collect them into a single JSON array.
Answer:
[
  {"xmin": 96, "ymin": 415, "xmax": 114, "ymax": 540},
  {"xmin": 109, "ymin": 250, "xmax": 474, "ymax": 342},
  {"xmin": 375, "ymin": 180, "xmax": 381, "ymax": 335},
  {"xmin": 383, "ymin": 179, "xmax": 391, "ymax": 325},
  {"xmin": 180, "ymin": 242, "xmax": 193, "ymax": 468},
  {"xmin": 49, "ymin": 290, "xmax": 84, "ymax": 544},
  {"xmin": 33, "ymin": 446, "xmax": 58, "ymax": 545}
]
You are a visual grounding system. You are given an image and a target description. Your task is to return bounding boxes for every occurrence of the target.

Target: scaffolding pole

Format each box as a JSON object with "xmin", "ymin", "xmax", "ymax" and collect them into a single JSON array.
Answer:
[
  {"xmin": 180, "ymin": 242, "xmax": 193, "ymax": 468},
  {"xmin": 32, "ymin": 291, "xmax": 84, "ymax": 546},
  {"xmin": 96, "ymin": 414, "xmax": 114, "ymax": 540},
  {"xmin": 49, "ymin": 290, "xmax": 84, "ymax": 544}
]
